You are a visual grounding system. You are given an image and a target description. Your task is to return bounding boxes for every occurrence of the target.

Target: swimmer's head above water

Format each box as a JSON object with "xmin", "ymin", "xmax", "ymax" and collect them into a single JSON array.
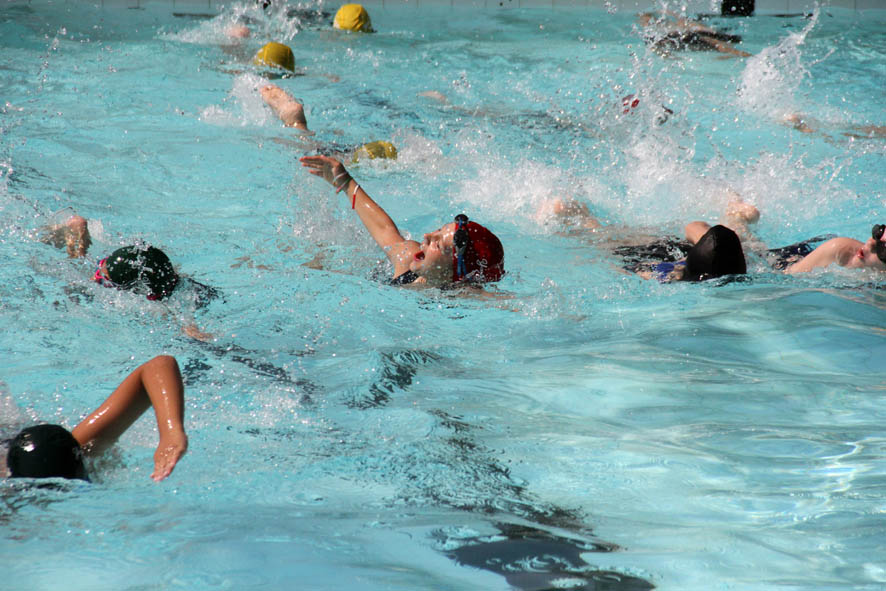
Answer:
[
  {"xmin": 451, "ymin": 214, "xmax": 505, "ymax": 282},
  {"xmin": 683, "ymin": 225, "xmax": 747, "ymax": 280},
  {"xmin": 411, "ymin": 214, "xmax": 505, "ymax": 285},
  {"xmin": 6, "ymin": 425, "xmax": 88, "ymax": 481},
  {"xmin": 254, "ymin": 42, "xmax": 295, "ymax": 72},
  {"xmin": 95, "ymin": 245, "xmax": 179, "ymax": 300},
  {"xmin": 333, "ymin": 4, "xmax": 374, "ymax": 33},
  {"xmin": 352, "ymin": 141, "xmax": 398, "ymax": 162}
]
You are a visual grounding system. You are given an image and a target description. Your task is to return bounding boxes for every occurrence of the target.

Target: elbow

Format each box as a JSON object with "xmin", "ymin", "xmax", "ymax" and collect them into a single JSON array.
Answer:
[{"xmin": 148, "ymin": 355, "xmax": 181, "ymax": 373}]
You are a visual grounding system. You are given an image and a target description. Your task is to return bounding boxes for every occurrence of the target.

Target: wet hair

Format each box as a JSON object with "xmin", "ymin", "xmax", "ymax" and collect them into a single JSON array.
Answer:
[
  {"xmin": 105, "ymin": 245, "xmax": 179, "ymax": 300},
  {"xmin": 6, "ymin": 425, "xmax": 88, "ymax": 481},
  {"xmin": 684, "ymin": 225, "xmax": 747, "ymax": 280}
]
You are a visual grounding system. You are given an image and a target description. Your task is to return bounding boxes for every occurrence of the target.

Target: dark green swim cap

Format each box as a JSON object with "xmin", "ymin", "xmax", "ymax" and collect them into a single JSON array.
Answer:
[
  {"xmin": 7, "ymin": 424, "xmax": 88, "ymax": 481},
  {"xmin": 105, "ymin": 245, "xmax": 179, "ymax": 300}
]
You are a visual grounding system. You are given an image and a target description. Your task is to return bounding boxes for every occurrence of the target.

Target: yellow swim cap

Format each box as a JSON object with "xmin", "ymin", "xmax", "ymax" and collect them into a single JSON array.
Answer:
[
  {"xmin": 254, "ymin": 42, "xmax": 295, "ymax": 72},
  {"xmin": 333, "ymin": 4, "xmax": 374, "ymax": 33},
  {"xmin": 353, "ymin": 141, "xmax": 397, "ymax": 162}
]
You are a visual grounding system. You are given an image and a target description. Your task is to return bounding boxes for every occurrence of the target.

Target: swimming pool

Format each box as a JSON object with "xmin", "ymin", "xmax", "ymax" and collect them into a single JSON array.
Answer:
[{"xmin": 1, "ymin": 1, "xmax": 884, "ymax": 589}]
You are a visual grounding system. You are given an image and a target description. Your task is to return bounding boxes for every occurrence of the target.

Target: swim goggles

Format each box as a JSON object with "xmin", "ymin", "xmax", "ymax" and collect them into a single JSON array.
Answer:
[
  {"xmin": 453, "ymin": 214, "xmax": 471, "ymax": 281},
  {"xmin": 93, "ymin": 258, "xmax": 118, "ymax": 288},
  {"xmin": 873, "ymin": 224, "xmax": 886, "ymax": 263}
]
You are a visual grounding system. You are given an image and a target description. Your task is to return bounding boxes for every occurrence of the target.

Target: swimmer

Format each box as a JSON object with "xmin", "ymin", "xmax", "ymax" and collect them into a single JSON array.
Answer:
[
  {"xmin": 4, "ymin": 355, "xmax": 187, "ymax": 482},
  {"xmin": 621, "ymin": 93, "xmax": 675, "ymax": 126},
  {"xmin": 638, "ymin": 11, "xmax": 751, "ymax": 58},
  {"xmin": 333, "ymin": 4, "xmax": 374, "ymax": 33},
  {"xmin": 218, "ymin": 41, "xmax": 299, "ymax": 80},
  {"xmin": 778, "ymin": 224, "xmax": 886, "ymax": 274},
  {"xmin": 299, "ymin": 155, "xmax": 504, "ymax": 287},
  {"xmin": 418, "ymin": 90, "xmax": 673, "ymax": 139},
  {"xmin": 254, "ymin": 41, "xmax": 295, "ymax": 73},
  {"xmin": 94, "ymin": 245, "xmax": 180, "ymax": 301},
  {"xmin": 41, "ymin": 215, "xmax": 197, "ymax": 299},
  {"xmin": 42, "ymin": 215, "xmax": 178, "ymax": 299},
  {"xmin": 782, "ymin": 113, "xmax": 886, "ymax": 139},
  {"xmin": 40, "ymin": 214, "xmax": 214, "ymax": 340},
  {"xmin": 539, "ymin": 197, "xmax": 754, "ymax": 282},
  {"xmin": 260, "ymin": 84, "xmax": 397, "ymax": 162}
]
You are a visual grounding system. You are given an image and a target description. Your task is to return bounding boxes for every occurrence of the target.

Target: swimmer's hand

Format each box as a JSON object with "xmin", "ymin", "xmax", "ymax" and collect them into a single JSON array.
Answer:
[
  {"xmin": 41, "ymin": 215, "xmax": 92, "ymax": 258},
  {"xmin": 152, "ymin": 430, "xmax": 188, "ymax": 482},
  {"xmin": 183, "ymin": 323, "xmax": 214, "ymax": 342},
  {"xmin": 300, "ymin": 155, "xmax": 351, "ymax": 193}
]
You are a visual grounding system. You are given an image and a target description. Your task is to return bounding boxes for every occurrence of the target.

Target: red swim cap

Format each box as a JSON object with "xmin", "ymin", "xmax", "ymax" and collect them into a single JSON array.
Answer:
[{"xmin": 451, "ymin": 219, "xmax": 505, "ymax": 283}]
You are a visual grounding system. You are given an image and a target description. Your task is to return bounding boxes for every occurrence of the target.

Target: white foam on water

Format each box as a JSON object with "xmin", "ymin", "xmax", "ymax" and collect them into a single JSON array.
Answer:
[
  {"xmin": 737, "ymin": 8, "xmax": 820, "ymax": 122},
  {"xmin": 199, "ymin": 73, "xmax": 277, "ymax": 127}
]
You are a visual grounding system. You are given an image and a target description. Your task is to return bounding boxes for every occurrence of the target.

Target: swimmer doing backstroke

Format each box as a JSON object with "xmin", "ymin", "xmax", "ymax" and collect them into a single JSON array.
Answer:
[{"xmin": 300, "ymin": 155, "xmax": 504, "ymax": 287}]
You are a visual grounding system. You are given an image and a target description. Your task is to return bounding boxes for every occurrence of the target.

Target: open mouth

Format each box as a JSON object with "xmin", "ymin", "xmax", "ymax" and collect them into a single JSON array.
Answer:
[{"xmin": 414, "ymin": 251, "xmax": 425, "ymax": 261}]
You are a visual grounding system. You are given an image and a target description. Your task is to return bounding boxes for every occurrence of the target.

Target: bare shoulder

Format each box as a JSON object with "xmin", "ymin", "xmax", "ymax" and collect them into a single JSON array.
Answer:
[{"xmin": 787, "ymin": 236, "xmax": 861, "ymax": 273}]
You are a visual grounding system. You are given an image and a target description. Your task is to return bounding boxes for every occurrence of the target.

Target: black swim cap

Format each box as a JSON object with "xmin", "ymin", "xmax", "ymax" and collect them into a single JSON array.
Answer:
[
  {"xmin": 105, "ymin": 245, "xmax": 179, "ymax": 300},
  {"xmin": 684, "ymin": 225, "xmax": 747, "ymax": 281},
  {"xmin": 7, "ymin": 425, "xmax": 88, "ymax": 481}
]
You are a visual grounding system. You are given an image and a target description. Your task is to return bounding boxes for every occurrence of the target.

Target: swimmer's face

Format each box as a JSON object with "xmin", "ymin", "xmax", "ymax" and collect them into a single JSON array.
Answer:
[
  {"xmin": 93, "ymin": 259, "xmax": 113, "ymax": 285},
  {"xmin": 410, "ymin": 223, "xmax": 456, "ymax": 284},
  {"xmin": 859, "ymin": 237, "xmax": 886, "ymax": 270}
]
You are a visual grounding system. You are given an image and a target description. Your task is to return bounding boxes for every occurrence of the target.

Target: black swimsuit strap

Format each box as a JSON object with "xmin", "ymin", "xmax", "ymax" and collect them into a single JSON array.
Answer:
[{"xmin": 389, "ymin": 270, "xmax": 420, "ymax": 285}]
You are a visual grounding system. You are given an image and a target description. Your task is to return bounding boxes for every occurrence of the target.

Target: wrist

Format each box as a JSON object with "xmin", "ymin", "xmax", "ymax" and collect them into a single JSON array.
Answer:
[{"xmin": 334, "ymin": 174, "xmax": 352, "ymax": 193}]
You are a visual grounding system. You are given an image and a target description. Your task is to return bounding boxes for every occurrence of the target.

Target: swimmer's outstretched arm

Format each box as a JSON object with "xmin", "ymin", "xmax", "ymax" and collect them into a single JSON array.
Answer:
[
  {"xmin": 71, "ymin": 355, "xmax": 188, "ymax": 482},
  {"xmin": 300, "ymin": 155, "xmax": 417, "ymax": 275}
]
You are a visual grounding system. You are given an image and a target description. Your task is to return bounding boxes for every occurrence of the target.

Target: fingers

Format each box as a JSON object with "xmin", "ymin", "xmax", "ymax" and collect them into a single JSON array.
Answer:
[
  {"xmin": 299, "ymin": 155, "xmax": 333, "ymax": 168},
  {"xmin": 151, "ymin": 448, "xmax": 182, "ymax": 481},
  {"xmin": 151, "ymin": 436, "xmax": 188, "ymax": 482},
  {"xmin": 299, "ymin": 156, "xmax": 328, "ymax": 172}
]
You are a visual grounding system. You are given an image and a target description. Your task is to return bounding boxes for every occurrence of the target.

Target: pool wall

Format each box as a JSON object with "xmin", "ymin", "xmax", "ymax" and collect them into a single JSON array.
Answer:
[{"xmin": 28, "ymin": 0, "xmax": 886, "ymax": 15}]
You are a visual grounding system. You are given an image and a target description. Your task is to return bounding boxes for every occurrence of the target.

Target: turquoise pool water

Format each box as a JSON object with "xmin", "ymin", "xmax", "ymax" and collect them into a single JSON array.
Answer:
[{"xmin": 1, "ymin": 2, "xmax": 884, "ymax": 589}]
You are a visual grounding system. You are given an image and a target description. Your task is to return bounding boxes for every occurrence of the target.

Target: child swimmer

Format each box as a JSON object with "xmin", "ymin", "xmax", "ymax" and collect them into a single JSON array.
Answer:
[
  {"xmin": 4, "ymin": 355, "xmax": 187, "ymax": 482},
  {"xmin": 299, "ymin": 155, "xmax": 504, "ymax": 287}
]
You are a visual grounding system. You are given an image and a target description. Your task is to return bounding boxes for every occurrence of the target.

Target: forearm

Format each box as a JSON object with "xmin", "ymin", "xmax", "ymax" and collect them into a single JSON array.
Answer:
[
  {"xmin": 337, "ymin": 177, "xmax": 403, "ymax": 245},
  {"xmin": 300, "ymin": 154, "xmax": 408, "ymax": 253},
  {"xmin": 72, "ymin": 373, "xmax": 151, "ymax": 451},
  {"xmin": 142, "ymin": 355, "xmax": 186, "ymax": 441},
  {"xmin": 71, "ymin": 355, "xmax": 185, "ymax": 451}
]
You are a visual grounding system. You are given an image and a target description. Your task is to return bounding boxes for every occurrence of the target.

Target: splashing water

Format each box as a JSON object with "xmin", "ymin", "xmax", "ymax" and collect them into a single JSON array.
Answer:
[{"xmin": 737, "ymin": 8, "xmax": 820, "ymax": 121}]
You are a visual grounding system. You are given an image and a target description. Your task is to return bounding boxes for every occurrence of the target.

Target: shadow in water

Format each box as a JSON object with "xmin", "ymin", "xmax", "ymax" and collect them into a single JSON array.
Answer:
[
  {"xmin": 438, "ymin": 522, "xmax": 654, "ymax": 591},
  {"xmin": 348, "ymin": 349, "xmax": 441, "ymax": 409}
]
